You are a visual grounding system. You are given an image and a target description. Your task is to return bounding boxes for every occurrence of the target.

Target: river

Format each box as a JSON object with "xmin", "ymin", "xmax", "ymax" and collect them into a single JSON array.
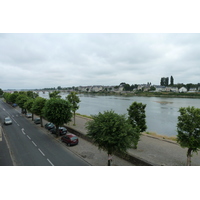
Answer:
[{"xmin": 39, "ymin": 92, "xmax": 200, "ymax": 137}]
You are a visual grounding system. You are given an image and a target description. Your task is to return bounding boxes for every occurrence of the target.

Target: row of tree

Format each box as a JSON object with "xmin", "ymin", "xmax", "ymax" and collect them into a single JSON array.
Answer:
[
  {"xmin": 87, "ymin": 105, "xmax": 200, "ymax": 166},
  {"xmin": 3, "ymin": 90, "xmax": 200, "ymax": 166},
  {"xmin": 3, "ymin": 91, "xmax": 81, "ymax": 136}
]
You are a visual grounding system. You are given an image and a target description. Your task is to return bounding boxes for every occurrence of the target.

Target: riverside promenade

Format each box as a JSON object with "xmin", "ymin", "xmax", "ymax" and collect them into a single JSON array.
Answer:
[{"xmin": 66, "ymin": 115, "xmax": 200, "ymax": 166}]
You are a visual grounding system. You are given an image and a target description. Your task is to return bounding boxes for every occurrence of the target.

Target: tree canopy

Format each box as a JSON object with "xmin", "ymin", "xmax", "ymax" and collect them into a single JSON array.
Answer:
[
  {"xmin": 86, "ymin": 110, "xmax": 140, "ymax": 166},
  {"xmin": 32, "ymin": 97, "xmax": 46, "ymax": 126},
  {"xmin": 49, "ymin": 91, "xmax": 61, "ymax": 99},
  {"xmin": 67, "ymin": 92, "xmax": 80, "ymax": 125},
  {"xmin": 44, "ymin": 98, "xmax": 72, "ymax": 136},
  {"xmin": 177, "ymin": 106, "xmax": 200, "ymax": 166},
  {"xmin": 127, "ymin": 102, "xmax": 147, "ymax": 132}
]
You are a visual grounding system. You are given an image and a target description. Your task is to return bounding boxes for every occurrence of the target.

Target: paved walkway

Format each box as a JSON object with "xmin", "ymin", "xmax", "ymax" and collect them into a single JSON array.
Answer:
[
  {"xmin": 67, "ymin": 115, "xmax": 200, "ymax": 166},
  {"xmin": 6, "ymin": 105, "xmax": 200, "ymax": 166}
]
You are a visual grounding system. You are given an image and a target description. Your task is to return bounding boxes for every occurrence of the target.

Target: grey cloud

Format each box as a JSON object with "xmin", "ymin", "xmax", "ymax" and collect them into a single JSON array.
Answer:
[{"xmin": 1, "ymin": 33, "xmax": 200, "ymax": 89}]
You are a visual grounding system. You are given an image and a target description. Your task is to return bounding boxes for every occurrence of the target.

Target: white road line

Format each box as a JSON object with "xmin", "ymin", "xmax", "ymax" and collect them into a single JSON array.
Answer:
[
  {"xmin": 47, "ymin": 159, "xmax": 54, "ymax": 166},
  {"xmin": 27, "ymin": 135, "xmax": 31, "ymax": 140},
  {"xmin": 32, "ymin": 141, "xmax": 37, "ymax": 147},
  {"xmin": 12, "ymin": 118, "xmax": 19, "ymax": 126},
  {"xmin": 22, "ymin": 128, "xmax": 25, "ymax": 135},
  {"xmin": 38, "ymin": 148, "xmax": 45, "ymax": 156}
]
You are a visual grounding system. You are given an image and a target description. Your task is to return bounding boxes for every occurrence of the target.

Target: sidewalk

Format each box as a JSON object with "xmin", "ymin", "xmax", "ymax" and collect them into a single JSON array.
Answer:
[
  {"xmin": 13, "ymin": 107, "xmax": 134, "ymax": 166},
  {"xmin": 66, "ymin": 115, "xmax": 200, "ymax": 166}
]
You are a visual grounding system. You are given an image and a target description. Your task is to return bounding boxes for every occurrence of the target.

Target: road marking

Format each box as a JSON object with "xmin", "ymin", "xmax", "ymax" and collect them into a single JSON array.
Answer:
[
  {"xmin": 38, "ymin": 148, "xmax": 45, "ymax": 156},
  {"xmin": 47, "ymin": 159, "xmax": 54, "ymax": 166},
  {"xmin": 12, "ymin": 118, "xmax": 19, "ymax": 126},
  {"xmin": 27, "ymin": 135, "xmax": 31, "ymax": 140},
  {"xmin": 32, "ymin": 141, "xmax": 37, "ymax": 147},
  {"xmin": 22, "ymin": 128, "xmax": 25, "ymax": 135}
]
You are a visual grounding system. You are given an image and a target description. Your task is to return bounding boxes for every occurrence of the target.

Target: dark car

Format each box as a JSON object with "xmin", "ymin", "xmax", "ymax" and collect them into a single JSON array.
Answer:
[
  {"xmin": 12, "ymin": 103, "xmax": 18, "ymax": 107},
  {"xmin": 34, "ymin": 118, "xmax": 41, "ymax": 124},
  {"xmin": 50, "ymin": 127, "xmax": 67, "ymax": 135},
  {"xmin": 45, "ymin": 122, "xmax": 55, "ymax": 130},
  {"xmin": 61, "ymin": 134, "xmax": 79, "ymax": 146}
]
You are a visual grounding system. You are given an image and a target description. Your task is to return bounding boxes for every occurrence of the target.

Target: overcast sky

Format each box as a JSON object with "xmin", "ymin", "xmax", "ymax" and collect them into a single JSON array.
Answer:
[{"xmin": 1, "ymin": 33, "xmax": 200, "ymax": 90}]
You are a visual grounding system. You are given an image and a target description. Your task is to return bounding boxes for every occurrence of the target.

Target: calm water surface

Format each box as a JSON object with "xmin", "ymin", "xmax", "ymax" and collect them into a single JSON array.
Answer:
[{"xmin": 40, "ymin": 92, "xmax": 200, "ymax": 137}]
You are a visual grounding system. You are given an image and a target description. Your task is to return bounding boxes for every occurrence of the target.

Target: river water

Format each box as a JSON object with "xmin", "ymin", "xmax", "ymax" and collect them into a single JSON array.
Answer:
[{"xmin": 39, "ymin": 92, "xmax": 200, "ymax": 137}]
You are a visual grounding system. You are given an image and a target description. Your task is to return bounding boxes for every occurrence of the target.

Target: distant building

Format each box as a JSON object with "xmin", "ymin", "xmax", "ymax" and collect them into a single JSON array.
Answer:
[
  {"xmin": 179, "ymin": 87, "xmax": 187, "ymax": 93},
  {"xmin": 154, "ymin": 85, "xmax": 166, "ymax": 92},
  {"xmin": 188, "ymin": 88, "xmax": 197, "ymax": 93}
]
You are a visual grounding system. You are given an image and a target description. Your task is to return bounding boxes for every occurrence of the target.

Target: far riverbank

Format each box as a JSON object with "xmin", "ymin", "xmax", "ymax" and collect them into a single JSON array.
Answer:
[{"xmin": 79, "ymin": 91, "xmax": 200, "ymax": 99}]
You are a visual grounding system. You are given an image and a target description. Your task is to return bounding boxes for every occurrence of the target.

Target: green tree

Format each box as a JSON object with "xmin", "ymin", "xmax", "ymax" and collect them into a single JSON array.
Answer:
[
  {"xmin": 66, "ymin": 92, "xmax": 80, "ymax": 125},
  {"xmin": 24, "ymin": 98, "xmax": 35, "ymax": 120},
  {"xmin": 9, "ymin": 92, "xmax": 19, "ymax": 104},
  {"xmin": 0, "ymin": 88, "xmax": 4, "ymax": 96},
  {"xmin": 32, "ymin": 97, "xmax": 46, "ymax": 127},
  {"xmin": 177, "ymin": 106, "xmax": 200, "ymax": 166},
  {"xmin": 127, "ymin": 102, "xmax": 147, "ymax": 149},
  {"xmin": 49, "ymin": 91, "xmax": 61, "ymax": 99},
  {"xmin": 170, "ymin": 76, "xmax": 174, "ymax": 85},
  {"xmin": 44, "ymin": 98, "xmax": 72, "ymax": 137},
  {"xmin": 3, "ymin": 92, "xmax": 11, "ymax": 103},
  {"xmin": 86, "ymin": 110, "xmax": 140, "ymax": 166},
  {"xmin": 16, "ymin": 94, "xmax": 29, "ymax": 114},
  {"xmin": 27, "ymin": 91, "xmax": 38, "ymax": 98}
]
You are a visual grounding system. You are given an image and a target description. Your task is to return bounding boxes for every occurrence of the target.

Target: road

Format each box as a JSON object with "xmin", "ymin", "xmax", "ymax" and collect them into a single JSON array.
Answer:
[{"xmin": 0, "ymin": 99, "xmax": 90, "ymax": 166}]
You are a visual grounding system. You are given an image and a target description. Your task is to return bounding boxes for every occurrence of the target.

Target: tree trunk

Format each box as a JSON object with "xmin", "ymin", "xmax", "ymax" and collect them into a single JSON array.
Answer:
[
  {"xmin": 56, "ymin": 125, "xmax": 59, "ymax": 138},
  {"xmin": 73, "ymin": 111, "xmax": 76, "ymax": 126},
  {"xmin": 108, "ymin": 160, "xmax": 111, "ymax": 166},
  {"xmin": 40, "ymin": 116, "xmax": 43, "ymax": 127},
  {"xmin": 107, "ymin": 154, "xmax": 112, "ymax": 166},
  {"xmin": 187, "ymin": 148, "xmax": 192, "ymax": 166}
]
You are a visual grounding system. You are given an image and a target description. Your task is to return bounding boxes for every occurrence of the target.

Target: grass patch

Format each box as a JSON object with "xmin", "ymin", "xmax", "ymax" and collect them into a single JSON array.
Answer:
[
  {"xmin": 76, "ymin": 113, "xmax": 93, "ymax": 119},
  {"xmin": 143, "ymin": 131, "xmax": 177, "ymax": 142}
]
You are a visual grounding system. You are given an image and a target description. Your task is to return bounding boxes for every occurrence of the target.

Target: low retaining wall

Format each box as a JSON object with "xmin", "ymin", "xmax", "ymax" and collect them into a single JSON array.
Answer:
[{"xmin": 65, "ymin": 125, "xmax": 154, "ymax": 166}]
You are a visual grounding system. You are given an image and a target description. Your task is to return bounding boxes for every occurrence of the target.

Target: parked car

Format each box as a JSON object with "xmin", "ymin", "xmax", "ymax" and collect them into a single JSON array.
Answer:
[
  {"xmin": 34, "ymin": 118, "xmax": 41, "ymax": 124},
  {"xmin": 26, "ymin": 113, "xmax": 32, "ymax": 118},
  {"xmin": 12, "ymin": 103, "xmax": 18, "ymax": 107},
  {"xmin": 4, "ymin": 117, "xmax": 12, "ymax": 125},
  {"xmin": 45, "ymin": 122, "xmax": 55, "ymax": 130},
  {"xmin": 50, "ymin": 127, "xmax": 67, "ymax": 135},
  {"xmin": 61, "ymin": 134, "xmax": 79, "ymax": 146}
]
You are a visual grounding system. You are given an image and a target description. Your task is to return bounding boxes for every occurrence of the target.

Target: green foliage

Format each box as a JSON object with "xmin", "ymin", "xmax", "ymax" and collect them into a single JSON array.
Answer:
[
  {"xmin": 9, "ymin": 92, "xmax": 19, "ymax": 104},
  {"xmin": 177, "ymin": 106, "xmax": 200, "ymax": 150},
  {"xmin": 67, "ymin": 92, "xmax": 80, "ymax": 112},
  {"xmin": 16, "ymin": 94, "xmax": 29, "ymax": 109},
  {"xmin": 27, "ymin": 91, "xmax": 38, "ymax": 98},
  {"xmin": 24, "ymin": 98, "xmax": 34, "ymax": 113},
  {"xmin": 177, "ymin": 106, "xmax": 200, "ymax": 165},
  {"xmin": 49, "ymin": 91, "xmax": 61, "ymax": 99},
  {"xmin": 3, "ymin": 92, "xmax": 11, "ymax": 102},
  {"xmin": 0, "ymin": 88, "xmax": 4, "ymax": 96},
  {"xmin": 86, "ymin": 110, "xmax": 140, "ymax": 158},
  {"xmin": 32, "ymin": 97, "xmax": 46, "ymax": 116},
  {"xmin": 127, "ymin": 101, "xmax": 147, "ymax": 132},
  {"xmin": 67, "ymin": 92, "xmax": 80, "ymax": 125},
  {"xmin": 44, "ymin": 98, "xmax": 72, "ymax": 136}
]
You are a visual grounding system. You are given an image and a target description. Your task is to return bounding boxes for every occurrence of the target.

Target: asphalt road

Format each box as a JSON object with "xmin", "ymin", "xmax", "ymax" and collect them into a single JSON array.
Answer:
[{"xmin": 0, "ymin": 99, "xmax": 89, "ymax": 166}]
